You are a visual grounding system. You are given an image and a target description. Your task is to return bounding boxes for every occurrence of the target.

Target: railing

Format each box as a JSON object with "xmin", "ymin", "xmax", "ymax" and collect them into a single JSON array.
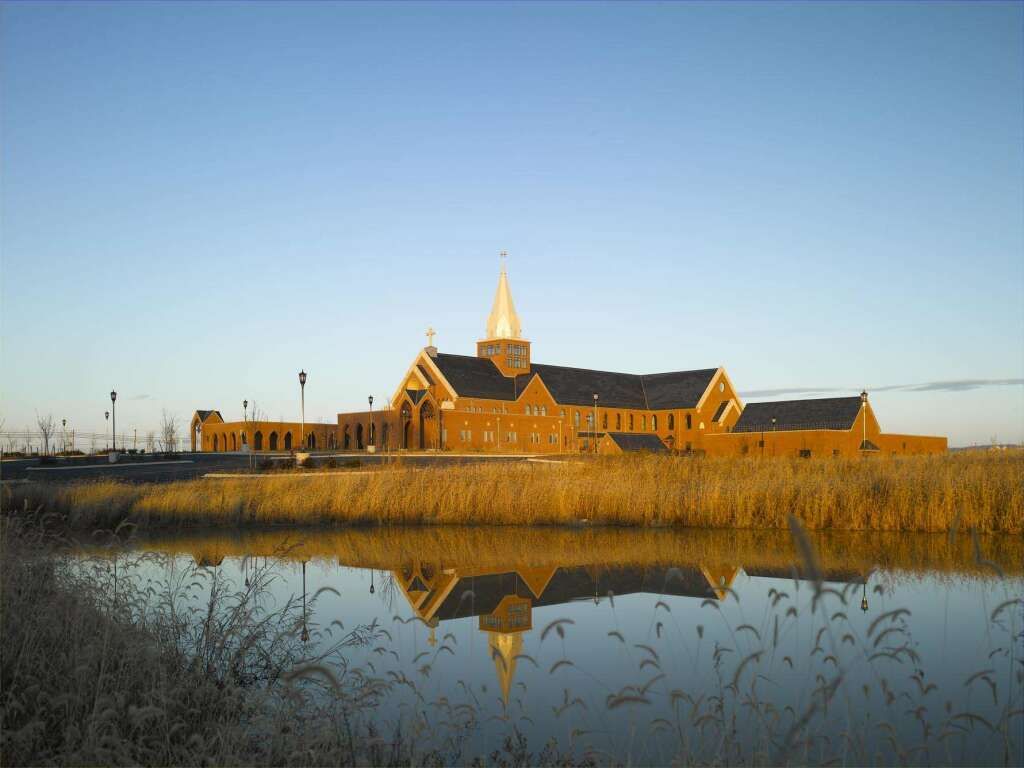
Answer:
[{"xmin": 0, "ymin": 430, "xmax": 189, "ymax": 456}]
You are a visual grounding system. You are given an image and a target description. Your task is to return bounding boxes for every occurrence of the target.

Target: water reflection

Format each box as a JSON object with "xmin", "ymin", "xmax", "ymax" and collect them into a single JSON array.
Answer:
[{"xmin": 83, "ymin": 527, "xmax": 1023, "ymax": 765}]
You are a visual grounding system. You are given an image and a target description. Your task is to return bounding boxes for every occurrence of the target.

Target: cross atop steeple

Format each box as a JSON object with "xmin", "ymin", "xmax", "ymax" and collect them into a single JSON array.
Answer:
[
  {"xmin": 499, "ymin": 250, "xmax": 508, "ymax": 272},
  {"xmin": 426, "ymin": 327, "xmax": 436, "ymax": 347}
]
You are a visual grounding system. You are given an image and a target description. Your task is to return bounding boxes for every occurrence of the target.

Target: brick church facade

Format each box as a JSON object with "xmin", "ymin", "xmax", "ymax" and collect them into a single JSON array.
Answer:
[{"xmin": 195, "ymin": 262, "xmax": 946, "ymax": 458}]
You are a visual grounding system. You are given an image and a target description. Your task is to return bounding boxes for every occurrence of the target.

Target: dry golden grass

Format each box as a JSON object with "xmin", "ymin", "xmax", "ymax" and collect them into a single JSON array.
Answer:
[{"xmin": 7, "ymin": 450, "xmax": 1023, "ymax": 533}]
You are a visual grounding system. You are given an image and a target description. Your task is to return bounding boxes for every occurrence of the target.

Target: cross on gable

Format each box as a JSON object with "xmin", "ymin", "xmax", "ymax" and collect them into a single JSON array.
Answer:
[{"xmin": 426, "ymin": 327, "xmax": 436, "ymax": 346}]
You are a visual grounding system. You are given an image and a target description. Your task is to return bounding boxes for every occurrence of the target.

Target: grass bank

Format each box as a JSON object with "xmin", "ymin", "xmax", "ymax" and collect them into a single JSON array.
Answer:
[{"xmin": 7, "ymin": 450, "xmax": 1023, "ymax": 532}]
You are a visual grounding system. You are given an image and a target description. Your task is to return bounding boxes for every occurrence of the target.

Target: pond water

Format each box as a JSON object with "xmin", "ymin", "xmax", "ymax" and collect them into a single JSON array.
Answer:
[{"xmin": 81, "ymin": 526, "xmax": 1022, "ymax": 765}]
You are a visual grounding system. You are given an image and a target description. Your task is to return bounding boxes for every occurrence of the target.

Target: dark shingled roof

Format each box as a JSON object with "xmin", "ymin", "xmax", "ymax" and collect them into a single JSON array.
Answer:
[
  {"xmin": 605, "ymin": 432, "xmax": 668, "ymax": 452},
  {"xmin": 732, "ymin": 397, "xmax": 863, "ymax": 433},
  {"xmin": 430, "ymin": 353, "xmax": 717, "ymax": 410},
  {"xmin": 431, "ymin": 353, "xmax": 517, "ymax": 401},
  {"xmin": 194, "ymin": 410, "xmax": 222, "ymax": 422}
]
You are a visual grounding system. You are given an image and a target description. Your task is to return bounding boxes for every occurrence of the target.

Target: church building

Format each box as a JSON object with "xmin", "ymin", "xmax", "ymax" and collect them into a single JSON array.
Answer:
[{"xmin": 196, "ymin": 259, "xmax": 946, "ymax": 458}]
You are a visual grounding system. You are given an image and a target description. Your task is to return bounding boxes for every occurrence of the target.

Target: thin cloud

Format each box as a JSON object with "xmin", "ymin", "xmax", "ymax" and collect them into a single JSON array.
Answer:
[
  {"xmin": 739, "ymin": 379, "xmax": 1023, "ymax": 399},
  {"xmin": 127, "ymin": 394, "xmax": 151, "ymax": 401}
]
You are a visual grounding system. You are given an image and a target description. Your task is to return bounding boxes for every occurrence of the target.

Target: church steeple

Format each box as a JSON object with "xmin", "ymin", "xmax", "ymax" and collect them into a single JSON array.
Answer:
[
  {"xmin": 478, "ymin": 252, "xmax": 531, "ymax": 376},
  {"xmin": 486, "ymin": 251, "xmax": 522, "ymax": 340}
]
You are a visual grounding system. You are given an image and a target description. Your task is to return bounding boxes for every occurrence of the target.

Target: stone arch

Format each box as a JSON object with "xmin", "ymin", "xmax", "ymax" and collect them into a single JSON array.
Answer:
[
  {"xmin": 356, "ymin": 423, "xmax": 364, "ymax": 449},
  {"xmin": 269, "ymin": 431, "xmax": 279, "ymax": 451},
  {"xmin": 284, "ymin": 432, "xmax": 292, "ymax": 450},
  {"xmin": 419, "ymin": 400, "xmax": 436, "ymax": 450},
  {"xmin": 254, "ymin": 430, "xmax": 263, "ymax": 450},
  {"xmin": 230, "ymin": 433, "xmax": 237, "ymax": 451}
]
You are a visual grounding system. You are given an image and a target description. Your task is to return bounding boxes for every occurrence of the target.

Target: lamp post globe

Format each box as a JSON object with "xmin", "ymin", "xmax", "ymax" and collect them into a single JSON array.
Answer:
[{"xmin": 368, "ymin": 396, "xmax": 375, "ymax": 450}]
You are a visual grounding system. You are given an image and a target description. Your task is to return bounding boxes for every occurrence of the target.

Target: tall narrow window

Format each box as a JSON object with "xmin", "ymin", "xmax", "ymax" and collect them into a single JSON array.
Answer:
[
  {"xmin": 641, "ymin": 415, "xmax": 647, "ymax": 431},
  {"xmin": 629, "ymin": 414, "xmax": 634, "ymax": 430},
  {"xmin": 668, "ymin": 414, "xmax": 675, "ymax": 430},
  {"xmin": 686, "ymin": 414, "xmax": 692, "ymax": 430},
  {"xmin": 652, "ymin": 415, "xmax": 658, "ymax": 431},
  {"xmin": 616, "ymin": 413, "xmax": 622, "ymax": 430},
  {"xmin": 602, "ymin": 413, "xmax": 608, "ymax": 429},
  {"xmin": 574, "ymin": 411, "xmax": 580, "ymax": 427}
]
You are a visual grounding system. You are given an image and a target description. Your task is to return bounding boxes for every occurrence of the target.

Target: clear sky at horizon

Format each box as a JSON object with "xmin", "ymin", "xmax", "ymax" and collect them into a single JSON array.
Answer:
[{"xmin": 2, "ymin": 1, "xmax": 1022, "ymax": 447}]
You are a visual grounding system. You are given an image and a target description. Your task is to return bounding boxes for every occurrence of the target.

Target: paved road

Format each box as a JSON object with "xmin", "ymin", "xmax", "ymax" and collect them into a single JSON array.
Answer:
[{"xmin": 2, "ymin": 451, "xmax": 540, "ymax": 484}]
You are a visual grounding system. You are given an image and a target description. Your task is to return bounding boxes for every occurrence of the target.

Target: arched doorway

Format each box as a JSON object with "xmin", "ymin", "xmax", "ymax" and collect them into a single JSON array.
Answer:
[
  {"xmin": 401, "ymin": 402, "xmax": 412, "ymax": 449},
  {"xmin": 356, "ymin": 423, "xmax": 364, "ymax": 449},
  {"xmin": 419, "ymin": 400, "xmax": 436, "ymax": 450},
  {"xmin": 284, "ymin": 432, "xmax": 292, "ymax": 450},
  {"xmin": 382, "ymin": 423, "xmax": 390, "ymax": 451},
  {"xmin": 269, "ymin": 432, "xmax": 278, "ymax": 451},
  {"xmin": 328, "ymin": 433, "xmax": 336, "ymax": 450},
  {"xmin": 213, "ymin": 434, "xmax": 219, "ymax": 451},
  {"xmin": 369, "ymin": 423, "xmax": 376, "ymax": 446},
  {"xmin": 230, "ymin": 433, "xmax": 237, "ymax": 451},
  {"xmin": 343, "ymin": 425, "xmax": 350, "ymax": 449},
  {"xmin": 254, "ymin": 431, "xmax": 263, "ymax": 450},
  {"xmin": 307, "ymin": 433, "xmax": 316, "ymax": 449}
]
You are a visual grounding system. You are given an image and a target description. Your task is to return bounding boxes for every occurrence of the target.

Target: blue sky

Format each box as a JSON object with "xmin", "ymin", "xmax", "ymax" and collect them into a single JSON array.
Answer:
[{"xmin": 2, "ymin": 1, "xmax": 1021, "ymax": 447}]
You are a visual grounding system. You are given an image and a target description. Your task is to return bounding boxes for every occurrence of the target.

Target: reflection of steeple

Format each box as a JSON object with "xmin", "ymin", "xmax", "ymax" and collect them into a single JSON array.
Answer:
[
  {"xmin": 485, "ymin": 257, "xmax": 522, "ymax": 339},
  {"xmin": 487, "ymin": 631, "xmax": 523, "ymax": 708},
  {"xmin": 700, "ymin": 564, "xmax": 741, "ymax": 601}
]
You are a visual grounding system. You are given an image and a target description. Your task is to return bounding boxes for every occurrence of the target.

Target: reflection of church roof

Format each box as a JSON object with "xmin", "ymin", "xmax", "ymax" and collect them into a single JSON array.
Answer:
[
  {"xmin": 432, "ymin": 566, "xmax": 722, "ymax": 621},
  {"xmin": 430, "ymin": 353, "xmax": 718, "ymax": 410},
  {"xmin": 742, "ymin": 565, "xmax": 863, "ymax": 584}
]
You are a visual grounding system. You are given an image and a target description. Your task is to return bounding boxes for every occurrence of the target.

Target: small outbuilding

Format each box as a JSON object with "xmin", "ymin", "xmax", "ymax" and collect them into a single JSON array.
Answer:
[{"xmin": 598, "ymin": 432, "xmax": 668, "ymax": 454}]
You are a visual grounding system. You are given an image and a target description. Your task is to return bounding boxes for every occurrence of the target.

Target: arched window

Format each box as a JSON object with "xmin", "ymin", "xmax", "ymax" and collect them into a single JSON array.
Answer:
[
  {"xmin": 668, "ymin": 414, "xmax": 675, "ymax": 430},
  {"xmin": 213, "ymin": 434, "xmax": 219, "ymax": 451},
  {"xmin": 642, "ymin": 415, "xmax": 647, "ymax": 431},
  {"xmin": 269, "ymin": 432, "xmax": 278, "ymax": 450},
  {"xmin": 307, "ymin": 433, "xmax": 316, "ymax": 449},
  {"xmin": 652, "ymin": 415, "xmax": 658, "ymax": 431},
  {"xmin": 525, "ymin": 405, "xmax": 532, "ymax": 415},
  {"xmin": 284, "ymin": 432, "xmax": 292, "ymax": 450},
  {"xmin": 616, "ymin": 413, "xmax": 622, "ymax": 430},
  {"xmin": 699, "ymin": 422, "xmax": 705, "ymax": 430},
  {"xmin": 254, "ymin": 431, "xmax": 263, "ymax": 450},
  {"xmin": 629, "ymin": 414, "xmax": 634, "ymax": 431},
  {"xmin": 540, "ymin": 406, "xmax": 547, "ymax": 416},
  {"xmin": 686, "ymin": 414, "xmax": 692, "ymax": 430},
  {"xmin": 343, "ymin": 425, "xmax": 351, "ymax": 449},
  {"xmin": 230, "ymin": 433, "xmax": 237, "ymax": 450}
]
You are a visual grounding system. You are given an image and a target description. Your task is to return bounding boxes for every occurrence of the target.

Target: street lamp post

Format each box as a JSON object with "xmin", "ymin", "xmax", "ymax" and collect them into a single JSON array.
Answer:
[
  {"xmin": 243, "ymin": 399, "xmax": 252, "ymax": 471},
  {"xmin": 860, "ymin": 390, "xmax": 868, "ymax": 449},
  {"xmin": 770, "ymin": 416, "xmax": 776, "ymax": 457},
  {"xmin": 592, "ymin": 393, "xmax": 599, "ymax": 454},
  {"xmin": 110, "ymin": 391, "xmax": 117, "ymax": 452},
  {"xmin": 368, "ymin": 395, "xmax": 374, "ymax": 452},
  {"xmin": 298, "ymin": 370, "xmax": 307, "ymax": 449},
  {"xmin": 61, "ymin": 419, "xmax": 66, "ymax": 454},
  {"xmin": 105, "ymin": 411, "xmax": 109, "ymax": 451}
]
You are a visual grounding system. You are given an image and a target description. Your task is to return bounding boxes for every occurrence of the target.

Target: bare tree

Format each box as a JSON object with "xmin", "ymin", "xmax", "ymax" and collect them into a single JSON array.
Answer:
[
  {"xmin": 160, "ymin": 410, "xmax": 179, "ymax": 453},
  {"xmin": 145, "ymin": 430, "xmax": 156, "ymax": 453},
  {"xmin": 36, "ymin": 412, "xmax": 57, "ymax": 455}
]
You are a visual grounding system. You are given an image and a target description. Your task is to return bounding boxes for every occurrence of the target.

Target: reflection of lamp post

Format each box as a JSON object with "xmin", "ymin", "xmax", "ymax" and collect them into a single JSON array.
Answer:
[
  {"xmin": 298, "ymin": 370, "xmax": 307, "ymax": 448},
  {"xmin": 301, "ymin": 560, "xmax": 310, "ymax": 643},
  {"xmin": 860, "ymin": 580, "xmax": 869, "ymax": 613},
  {"xmin": 110, "ymin": 390, "xmax": 118, "ymax": 452},
  {"xmin": 369, "ymin": 570, "xmax": 375, "ymax": 595}
]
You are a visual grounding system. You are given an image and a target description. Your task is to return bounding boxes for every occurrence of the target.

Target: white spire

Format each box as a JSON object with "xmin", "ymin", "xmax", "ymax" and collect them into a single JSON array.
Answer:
[{"xmin": 485, "ymin": 251, "xmax": 522, "ymax": 339}]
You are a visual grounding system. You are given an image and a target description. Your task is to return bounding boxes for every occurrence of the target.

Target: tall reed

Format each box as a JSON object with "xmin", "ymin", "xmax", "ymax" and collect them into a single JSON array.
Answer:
[{"xmin": 7, "ymin": 450, "xmax": 1023, "ymax": 532}]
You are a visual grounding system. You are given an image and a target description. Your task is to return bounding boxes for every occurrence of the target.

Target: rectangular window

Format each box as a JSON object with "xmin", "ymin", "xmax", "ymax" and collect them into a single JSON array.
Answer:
[
  {"xmin": 686, "ymin": 414, "xmax": 692, "ymax": 430},
  {"xmin": 629, "ymin": 414, "xmax": 634, "ymax": 430},
  {"xmin": 548, "ymin": 433, "xmax": 557, "ymax": 444},
  {"xmin": 641, "ymin": 415, "xmax": 647, "ymax": 431},
  {"xmin": 799, "ymin": 449, "xmax": 811, "ymax": 459},
  {"xmin": 652, "ymin": 414, "xmax": 658, "ymax": 431},
  {"xmin": 505, "ymin": 431, "xmax": 517, "ymax": 443},
  {"xmin": 616, "ymin": 413, "xmax": 621, "ymax": 430}
]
